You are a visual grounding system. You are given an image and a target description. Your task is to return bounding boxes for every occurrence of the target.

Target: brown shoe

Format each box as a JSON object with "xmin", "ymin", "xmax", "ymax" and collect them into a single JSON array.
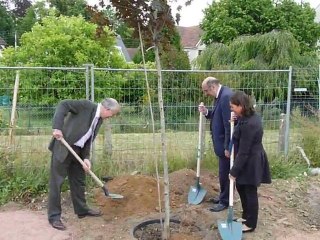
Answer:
[
  {"xmin": 78, "ymin": 209, "xmax": 102, "ymax": 219},
  {"xmin": 50, "ymin": 220, "xmax": 66, "ymax": 231}
]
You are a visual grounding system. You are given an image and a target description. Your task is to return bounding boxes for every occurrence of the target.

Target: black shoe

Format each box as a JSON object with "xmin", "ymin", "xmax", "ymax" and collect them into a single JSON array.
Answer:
[
  {"xmin": 233, "ymin": 217, "xmax": 247, "ymax": 223},
  {"xmin": 208, "ymin": 196, "xmax": 220, "ymax": 204},
  {"xmin": 78, "ymin": 209, "xmax": 102, "ymax": 219},
  {"xmin": 209, "ymin": 203, "xmax": 228, "ymax": 212},
  {"xmin": 49, "ymin": 220, "xmax": 66, "ymax": 231}
]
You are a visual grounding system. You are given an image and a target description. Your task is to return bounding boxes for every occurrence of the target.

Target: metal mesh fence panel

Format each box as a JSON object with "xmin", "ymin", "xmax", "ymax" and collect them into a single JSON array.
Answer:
[
  {"xmin": 91, "ymin": 68, "xmax": 291, "ymax": 174},
  {"xmin": 289, "ymin": 67, "xmax": 320, "ymax": 156},
  {"xmin": 0, "ymin": 66, "xmax": 88, "ymax": 168},
  {"xmin": 2, "ymin": 66, "xmax": 312, "ymax": 174}
]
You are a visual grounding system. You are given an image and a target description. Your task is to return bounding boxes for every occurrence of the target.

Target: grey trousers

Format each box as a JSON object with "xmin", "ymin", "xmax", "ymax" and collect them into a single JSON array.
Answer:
[{"xmin": 47, "ymin": 149, "xmax": 89, "ymax": 222}]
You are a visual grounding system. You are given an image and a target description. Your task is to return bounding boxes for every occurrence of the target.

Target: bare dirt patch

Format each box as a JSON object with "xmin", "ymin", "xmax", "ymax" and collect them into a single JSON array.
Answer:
[{"xmin": 0, "ymin": 169, "xmax": 320, "ymax": 240}]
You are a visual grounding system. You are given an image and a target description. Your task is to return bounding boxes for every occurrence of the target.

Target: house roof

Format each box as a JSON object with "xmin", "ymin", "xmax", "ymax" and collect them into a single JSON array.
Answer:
[
  {"xmin": 116, "ymin": 35, "xmax": 132, "ymax": 62},
  {"xmin": 127, "ymin": 48, "xmax": 139, "ymax": 60},
  {"xmin": 177, "ymin": 25, "xmax": 203, "ymax": 48}
]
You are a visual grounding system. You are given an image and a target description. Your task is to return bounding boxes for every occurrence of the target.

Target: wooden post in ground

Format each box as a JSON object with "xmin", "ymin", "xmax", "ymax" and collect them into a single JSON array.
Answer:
[
  {"xmin": 9, "ymin": 71, "xmax": 20, "ymax": 146},
  {"xmin": 104, "ymin": 119, "xmax": 113, "ymax": 157}
]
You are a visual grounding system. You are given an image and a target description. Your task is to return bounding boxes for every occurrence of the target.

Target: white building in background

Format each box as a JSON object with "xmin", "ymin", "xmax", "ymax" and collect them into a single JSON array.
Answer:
[
  {"xmin": 315, "ymin": 3, "xmax": 320, "ymax": 22},
  {"xmin": 177, "ymin": 26, "xmax": 205, "ymax": 66},
  {"xmin": 315, "ymin": 4, "xmax": 320, "ymax": 58}
]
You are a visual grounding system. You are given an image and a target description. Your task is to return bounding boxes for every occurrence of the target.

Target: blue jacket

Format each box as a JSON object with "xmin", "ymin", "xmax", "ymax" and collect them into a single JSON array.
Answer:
[{"xmin": 206, "ymin": 86, "xmax": 233, "ymax": 157}]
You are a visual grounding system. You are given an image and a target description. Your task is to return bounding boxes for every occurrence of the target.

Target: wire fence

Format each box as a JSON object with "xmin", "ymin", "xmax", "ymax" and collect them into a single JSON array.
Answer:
[{"xmin": 0, "ymin": 66, "xmax": 319, "ymax": 173}]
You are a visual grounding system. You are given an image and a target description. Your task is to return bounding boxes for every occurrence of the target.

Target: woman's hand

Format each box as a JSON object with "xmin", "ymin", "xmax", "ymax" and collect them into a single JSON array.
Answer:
[
  {"xmin": 229, "ymin": 174, "xmax": 236, "ymax": 181},
  {"xmin": 224, "ymin": 150, "xmax": 230, "ymax": 158}
]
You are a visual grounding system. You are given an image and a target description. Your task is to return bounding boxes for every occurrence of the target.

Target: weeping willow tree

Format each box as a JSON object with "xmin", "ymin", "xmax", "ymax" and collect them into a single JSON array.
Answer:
[{"xmin": 196, "ymin": 30, "xmax": 319, "ymax": 101}]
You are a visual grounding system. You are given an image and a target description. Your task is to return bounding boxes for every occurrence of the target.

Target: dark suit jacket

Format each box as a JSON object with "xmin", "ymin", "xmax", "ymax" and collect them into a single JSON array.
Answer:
[
  {"xmin": 206, "ymin": 86, "xmax": 233, "ymax": 157},
  {"xmin": 230, "ymin": 113, "xmax": 271, "ymax": 186},
  {"xmin": 48, "ymin": 100, "xmax": 103, "ymax": 162}
]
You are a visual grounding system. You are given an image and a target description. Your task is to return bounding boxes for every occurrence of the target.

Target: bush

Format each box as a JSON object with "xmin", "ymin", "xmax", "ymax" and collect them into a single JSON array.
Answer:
[{"xmin": 292, "ymin": 108, "xmax": 320, "ymax": 167}]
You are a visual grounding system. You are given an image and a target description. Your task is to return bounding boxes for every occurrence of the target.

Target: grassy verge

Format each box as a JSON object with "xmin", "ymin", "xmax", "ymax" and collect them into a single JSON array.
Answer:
[{"xmin": 0, "ymin": 123, "xmax": 315, "ymax": 206}]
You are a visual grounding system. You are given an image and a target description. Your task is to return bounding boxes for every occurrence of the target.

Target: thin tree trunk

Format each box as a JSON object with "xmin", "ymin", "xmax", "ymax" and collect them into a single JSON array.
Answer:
[
  {"xmin": 138, "ymin": 23, "xmax": 163, "ymax": 228},
  {"xmin": 155, "ymin": 45, "xmax": 170, "ymax": 240}
]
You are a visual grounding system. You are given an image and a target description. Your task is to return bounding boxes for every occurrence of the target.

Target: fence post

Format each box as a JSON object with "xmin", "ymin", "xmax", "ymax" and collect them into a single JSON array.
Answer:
[
  {"xmin": 104, "ymin": 119, "xmax": 113, "ymax": 157},
  {"xmin": 87, "ymin": 64, "xmax": 96, "ymax": 162},
  {"xmin": 84, "ymin": 64, "xmax": 90, "ymax": 100},
  {"xmin": 284, "ymin": 66, "xmax": 293, "ymax": 157},
  {"xmin": 278, "ymin": 113, "xmax": 286, "ymax": 153},
  {"xmin": 90, "ymin": 65, "xmax": 95, "ymax": 102},
  {"xmin": 317, "ymin": 64, "xmax": 320, "ymax": 120}
]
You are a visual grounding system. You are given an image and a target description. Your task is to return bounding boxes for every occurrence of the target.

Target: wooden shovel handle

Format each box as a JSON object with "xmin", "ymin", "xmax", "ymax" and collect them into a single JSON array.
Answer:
[
  {"xmin": 60, "ymin": 138, "xmax": 104, "ymax": 188},
  {"xmin": 229, "ymin": 111, "xmax": 235, "ymax": 207},
  {"xmin": 196, "ymin": 102, "xmax": 204, "ymax": 177}
]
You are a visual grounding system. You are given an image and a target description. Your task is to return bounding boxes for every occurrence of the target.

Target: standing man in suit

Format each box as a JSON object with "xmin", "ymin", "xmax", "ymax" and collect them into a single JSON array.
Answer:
[
  {"xmin": 199, "ymin": 77, "xmax": 233, "ymax": 212},
  {"xmin": 48, "ymin": 98, "xmax": 120, "ymax": 230}
]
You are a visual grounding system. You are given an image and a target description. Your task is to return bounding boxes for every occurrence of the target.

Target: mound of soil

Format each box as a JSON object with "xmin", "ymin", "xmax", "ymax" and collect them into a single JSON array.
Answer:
[
  {"xmin": 95, "ymin": 169, "xmax": 220, "ymax": 221},
  {"xmin": 95, "ymin": 175, "xmax": 162, "ymax": 220}
]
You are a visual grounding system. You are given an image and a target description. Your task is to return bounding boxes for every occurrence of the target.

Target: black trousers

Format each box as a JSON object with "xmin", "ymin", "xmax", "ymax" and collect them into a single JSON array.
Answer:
[
  {"xmin": 236, "ymin": 183, "xmax": 258, "ymax": 229},
  {"xmin": 48, "ymin": 148, "xmax": 89, "ymax": 222}
]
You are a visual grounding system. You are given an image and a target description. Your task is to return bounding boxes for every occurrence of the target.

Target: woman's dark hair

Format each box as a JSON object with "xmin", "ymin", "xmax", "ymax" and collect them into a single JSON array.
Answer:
[{"xmin": 230, "ymin": 91, "xmax": 255, "ymax": 117}]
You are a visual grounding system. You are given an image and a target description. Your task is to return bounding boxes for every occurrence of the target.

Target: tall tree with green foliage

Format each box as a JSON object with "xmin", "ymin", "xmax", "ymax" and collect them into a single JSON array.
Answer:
[
  {"xmin": 48, "ymin": 0, "xmax": 88, "ymax": 18},
  {"xmin": 0, "ymin": 2, "xmax": 15, "ymax": 45},
  {"xmin": 0, "ymin": 15, "xmax": 126, "ymax": 105},
  {"xmin": 17, "ymin": 1, "xmax": 53, "ymax": 32},
  {"xmin": 197, "ymin": 30, "xmax": 318, "ymax": 70},
  {"xmin": 201, "ymin": 0, "xmax": 320, "ymax": 53},
  {"xmin": 1, "ymin": 15, "xmax": 125, "ymax": 67},
  {"xmin": 196, "ymin": 30, "xmax": 319, "ymax": 101},
  {"xmin": 8, "ymin": 0, "xmax": 32, "ymax": 18}
]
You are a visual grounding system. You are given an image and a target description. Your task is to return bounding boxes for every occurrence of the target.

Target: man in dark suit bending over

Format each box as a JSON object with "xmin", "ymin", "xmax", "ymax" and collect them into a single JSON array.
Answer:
[
  {"xmin": 199, "ymin": 77, "xmax": 233, "ymax": 212},
  {"xmin": 48, "ymin": 98, "xmax": 120, "ymax": 230}
]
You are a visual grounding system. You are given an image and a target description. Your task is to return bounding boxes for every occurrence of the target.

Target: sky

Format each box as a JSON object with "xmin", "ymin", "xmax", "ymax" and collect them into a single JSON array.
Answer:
[
  {"xmin": 170, "ymin": 0, "xmax": 320, "ymax": 27},
  {"xmin": 86, "ymin": 0, "xmax": 319, "ymax": 27}
]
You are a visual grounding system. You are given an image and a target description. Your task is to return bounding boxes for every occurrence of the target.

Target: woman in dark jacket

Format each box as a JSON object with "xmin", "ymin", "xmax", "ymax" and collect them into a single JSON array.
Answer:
[{"xmin": 229, "ymin": 91, "xmax": 271, "ymax": 233}]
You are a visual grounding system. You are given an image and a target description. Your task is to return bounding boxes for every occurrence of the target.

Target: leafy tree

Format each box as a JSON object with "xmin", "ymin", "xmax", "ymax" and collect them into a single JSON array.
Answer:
[
  {"xmin": 201, "ymin": 0, "xmax": 320, "ymax": 52},
  {"xmin": 8, "ymin": 0, "xmax": 32, "ymax": 18},
  {"xmin": 0, "ymin": 15, "xmax": 127, "ymax": 105},
  {"xmin": 0, "ymin": 2, "xmax": 15, "ymax": 45},
  {"xmin": 197, "ymin": 30, "xmax": 318, "ymax": 70},
  {"xmin": 1, "ymin": 15, "xmax": 125, "ymax": 67},
  {"xmin": 196, "ymin": 30, "xmax": 319, "ymax": 101},
  {"xmin": 275, "ymin": 0, "xmax": 320, "ymax": 52},
  {"xmin": 48, "ymin": 0, "xmax": 88, "ymax": 18}
]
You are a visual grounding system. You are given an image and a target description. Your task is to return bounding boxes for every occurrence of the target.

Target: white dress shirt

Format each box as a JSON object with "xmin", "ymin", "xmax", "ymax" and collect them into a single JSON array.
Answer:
[{"xmin": 74, "ymin": 103, "xmax": 101, "ymax": 148}]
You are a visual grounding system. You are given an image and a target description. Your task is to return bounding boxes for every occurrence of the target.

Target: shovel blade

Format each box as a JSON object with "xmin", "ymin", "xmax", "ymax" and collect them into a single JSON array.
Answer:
[
  {"xmin": 188, "ymin": 185, "xmax": 207, "ymax": 205},
  {"xmin": 217, "ymin": 220, "xmax": 242, "ymax": 240},
  {"xmin": 108, "ymin": 193, "xmax": 124, "ymax": 199}
]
